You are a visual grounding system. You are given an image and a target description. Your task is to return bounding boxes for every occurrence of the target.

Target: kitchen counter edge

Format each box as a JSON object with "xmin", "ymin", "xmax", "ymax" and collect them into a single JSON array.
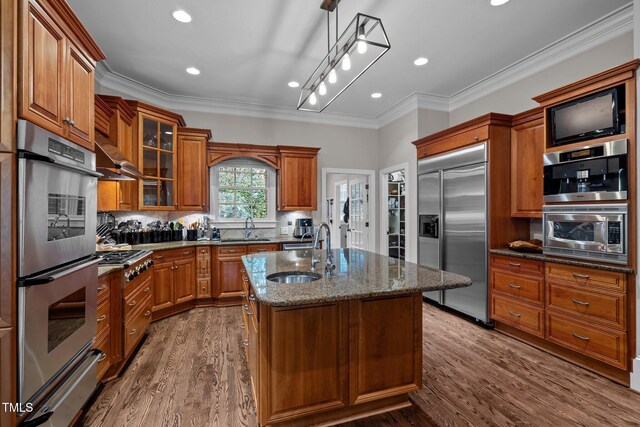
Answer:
[{"xmin": 489, "ymin": 248, "xmax": 634, "ymax": 274}]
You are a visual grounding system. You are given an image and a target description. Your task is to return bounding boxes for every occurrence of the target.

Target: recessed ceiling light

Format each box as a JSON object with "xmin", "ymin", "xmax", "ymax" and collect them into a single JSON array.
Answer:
[
  {"xmin": 490, "ymin": 0, "xmax": 510, "ymax": 6},
  {"xmin": 371, "ymin": 92, "xmax": 382, "ymax": 99},
  {"xmin": 172, "ymin": 10, "xmax": 192, "ymax": 23},
  {"xmin": 414, "ymin": 57, "xmax": 429, "ymax": 66},
  {"xmin": 186, "ymin": 67, "xmax": 200, "ymax": 75},
  {"xmin": 288, "ymin": 81, "xmax": 300, "ymax": 88}
]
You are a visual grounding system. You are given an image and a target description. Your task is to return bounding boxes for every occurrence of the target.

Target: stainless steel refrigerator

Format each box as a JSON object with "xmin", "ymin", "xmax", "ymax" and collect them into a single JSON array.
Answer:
[{"xmin": 418, "ymin": 143, "xmax": 489, "ymax": 323}]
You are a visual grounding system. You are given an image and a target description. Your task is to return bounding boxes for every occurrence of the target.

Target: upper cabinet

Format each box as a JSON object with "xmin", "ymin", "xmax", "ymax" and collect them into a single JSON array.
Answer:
[
  {"xmin": 126, "ymin": 101, "xmax": 185, "ymax": 210},
  {"xmin": 19, "ymin": 0, "xmax": 105, "ymax": 151},
  {"xmin": 510, "ymin": 108, "xmax": 544, "ymax": 218},
  {"xmin": 177, "ymin": 127, "xmax": 212, "ymax": 211},
  {"xmin": 277, "ymin": 146, "xmax": 320, "ymax": 211}
]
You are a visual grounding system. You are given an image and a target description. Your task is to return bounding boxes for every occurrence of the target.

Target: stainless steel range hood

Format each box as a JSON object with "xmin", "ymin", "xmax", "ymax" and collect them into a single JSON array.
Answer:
[{"xmin": 95, "ymin": 134, "xmax": 143, "ymax": 181}]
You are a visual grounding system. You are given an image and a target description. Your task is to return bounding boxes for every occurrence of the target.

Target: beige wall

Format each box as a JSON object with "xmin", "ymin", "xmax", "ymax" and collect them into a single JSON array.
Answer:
[{"xmin": 449, "ymin": 32, "xmax": 634, "ymax": 125}]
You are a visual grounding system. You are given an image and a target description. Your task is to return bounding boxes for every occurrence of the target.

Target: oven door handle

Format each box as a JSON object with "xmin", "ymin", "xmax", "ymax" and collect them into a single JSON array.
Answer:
[
  {"xmin": 18, "ymin": 256, "xmax": 101, "ymax": 287},
  {"xmin": 19, "ymin": 150, "xmax": 103, "ymax": 178}
]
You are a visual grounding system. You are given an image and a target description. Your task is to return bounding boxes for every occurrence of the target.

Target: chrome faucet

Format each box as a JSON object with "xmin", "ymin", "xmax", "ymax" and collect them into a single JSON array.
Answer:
[
  {"xmin": 312, "ymin": 222, "xmax": 335, "ymax": 275},
  {"xmin": 244, "ymin": 216, "xmax": 255, "ymax": 239}
]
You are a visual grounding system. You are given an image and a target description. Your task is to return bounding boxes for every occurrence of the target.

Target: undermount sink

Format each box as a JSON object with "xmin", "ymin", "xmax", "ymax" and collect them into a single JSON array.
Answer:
[
  {"xmin": 221, "ymin": 238, "xmax": 272, "ymax": 243},
  {"xmin": 266, "ymin": 271, "xmax": 322, "ymax": 284}
]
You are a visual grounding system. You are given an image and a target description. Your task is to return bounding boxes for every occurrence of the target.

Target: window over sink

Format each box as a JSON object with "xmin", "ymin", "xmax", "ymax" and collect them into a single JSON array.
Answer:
[{"xmin": 210, "ymin": 159, "xmax": 276, "ymax": 228}]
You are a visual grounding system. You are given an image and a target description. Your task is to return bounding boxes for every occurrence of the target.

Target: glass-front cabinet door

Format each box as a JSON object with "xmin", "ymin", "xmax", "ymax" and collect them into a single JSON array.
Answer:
[{"xmin": 140, "ymin": 116, "xmax": 177, "ymax": 209}]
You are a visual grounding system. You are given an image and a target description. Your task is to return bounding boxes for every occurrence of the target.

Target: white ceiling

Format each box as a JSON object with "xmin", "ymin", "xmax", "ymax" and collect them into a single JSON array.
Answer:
[{"xmin": 68, "ymin": 0, "xmax": 630, "ymax": 118}]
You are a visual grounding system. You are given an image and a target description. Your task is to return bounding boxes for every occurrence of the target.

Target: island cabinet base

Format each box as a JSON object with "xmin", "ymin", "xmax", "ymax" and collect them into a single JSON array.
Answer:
[{"xmin": 246, "ymin": 292, "xmax": 423, "ymax": 426}]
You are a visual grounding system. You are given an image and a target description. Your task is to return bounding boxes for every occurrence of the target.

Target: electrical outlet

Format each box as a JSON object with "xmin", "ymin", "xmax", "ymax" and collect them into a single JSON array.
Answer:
[
  {"xmin": 280, "ymin": 226, "xmax": 289, "ymax": 235},
  {"xmin": 287, "ymin": 220, "xmax": 292, "ymax": 225}
]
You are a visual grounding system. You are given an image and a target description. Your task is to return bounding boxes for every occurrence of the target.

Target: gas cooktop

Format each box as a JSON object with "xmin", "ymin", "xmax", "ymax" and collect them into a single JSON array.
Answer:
[{"xmin": 97, "ymin": 250, "xmax": 150, "ymax": 267}]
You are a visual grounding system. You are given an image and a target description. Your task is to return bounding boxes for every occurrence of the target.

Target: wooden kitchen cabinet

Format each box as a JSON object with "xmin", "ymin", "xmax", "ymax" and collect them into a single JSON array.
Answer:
[
  {"xmin": 277, "ymin": 146, "xmax": 319, "ymax": 211},
  {"xmin": 511, "ymin": 108, "xmax": 544, "ymax": 218},
  {"xmin": 127, "ymin": 101, "xmax": 185, "ymax": 210},
  {"xmin": 196, "ymin": 247, "xmax": 212, "ymax": 299},
  {"xmin": 19, "ymin": 0, "xmax": 105, "ymax": 150},
  {"xmin": 96, "ymin": 95, "xmax": 138, "ymax": 211},
  {"xmin": 0, "ymin": 154, "xmax": 14, "ymax": 330},
  {"xmin": 174, "ymin": 258, "xmax": 196, "ymax": 305},
  {"xmin": 213, "ymin": 245, "xmax": 247, "ymax": 304},
  {"xmin": 177, "ymin": 127, "xmax": 211, "ymax": 211},
  {"xmin": 0, "ymin": 327, "xmax": 15, "ymax": 427},
  {"xmin": 150, "ymin": 248, "xmax": 196, "ymax": 318},
  {"xmin": 151, "ymin": 261, "xmax": 174, "ymax": 312}
]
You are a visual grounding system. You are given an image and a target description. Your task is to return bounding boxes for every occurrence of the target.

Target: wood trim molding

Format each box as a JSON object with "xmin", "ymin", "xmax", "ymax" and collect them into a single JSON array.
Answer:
[
  {"xmin": 177, "ymin": 127, "xmax": 212, "ymax": 141},
  {"xmin": 94, "ymin": 96, "xmax": 114, "ymax": 136},
  {"xmin": 533, "ymin": 59, "xmax": 640, "ymax": 106},
  {"xmin": 97, "ymin": 94, "xmax": 136, "ymax": 124},
  {"xmin": 412, "ymin": 112, "xmax": 513, "ymax": 147},
  {"xmin": 206, "ymin": 142, "xmax": 280, "ymax": 169},
  {"xmin": 125, "ymin": 99, "xmax": 186, "ymax": 126},
  {"xmin": 511, "ymin": 107, "xmax": 543, "ymax": 127}
]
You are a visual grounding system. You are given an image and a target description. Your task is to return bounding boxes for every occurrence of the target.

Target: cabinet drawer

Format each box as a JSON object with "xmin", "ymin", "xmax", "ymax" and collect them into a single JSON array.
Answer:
[
  {"xmin": 196, "ymin": 247, "xmax": 211, "ymax": 257},
  {"xmin": 546, "ymin": 263, "xmax": 626, "ymax": 293},
  {"xmin": 152, "ymin": 248, "xmax": 195, "ymax": 262},
  {"xmin": 124, "ymin": 295, "xmax": 152, "ymax": 356},
  {"xmin": 94, "ymin": 329, "xmax": 110, "ymax": 381},
  {"xmin": 491, "ymin": 295, "xmax": 544, "ymax": 337},
  {"xmin": 97, "ymin": 276, "xmax": 110, "ymax": 304},
  {"xmin": 547, "ymin": 284, "xmax": 626, "ymax": 330},
  {"xmin": 546, "ymin": 312, "xmax": 626, "ymax": 370},
  {"xmin": 96, "ymin": 300, "xmax": 110, "ymax": 337},
  {"xmin": 491, "ymin": 270, "xmax": 543, "ymax": 305},
  {"xmin": 491, "ymin": 255, "xmax": 544, "ymax": 277},
  {"xmin": 417, "ymin": 126, "xmax": 489, "ymax": 158},
  {"xmin": 218, "ymin": 245, "xmax": 247, "ymax": 256},
  {"xmin": 248, "ymin": 244, "xmax": 279, "ymax": 254},
  {"xmin": 197, "ymin": 278, "xmax": 211, "ymax": 298},
  {"xmin": 197, "ymin": 256, "xmax": 210, "ymax": 278},
  {"xmin": 124, "ymin": 276, "xmax": 152, "ymax": 321}
]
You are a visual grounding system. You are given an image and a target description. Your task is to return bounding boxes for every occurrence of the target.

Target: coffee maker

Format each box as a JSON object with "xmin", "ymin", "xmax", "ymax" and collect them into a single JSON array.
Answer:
[{"xmin": 293, "ymin": 218, "xmax": 314, "ymax": 238}]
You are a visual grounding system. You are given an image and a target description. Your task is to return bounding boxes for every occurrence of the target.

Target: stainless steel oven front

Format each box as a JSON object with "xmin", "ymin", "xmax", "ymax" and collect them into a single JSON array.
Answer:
[
  {"xmin": 17, "ymin": 120, "xmax": 100, "ymax": 277},
  {"xmin": 542, "ymin": 204, "xmax": 627, "ymax": 264}
]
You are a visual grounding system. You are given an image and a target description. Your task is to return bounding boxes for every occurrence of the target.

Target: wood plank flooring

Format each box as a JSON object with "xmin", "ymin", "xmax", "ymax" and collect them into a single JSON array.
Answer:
[{"xmin": 82, "ymin": 303, "xmax": 640, "ymax": 427}]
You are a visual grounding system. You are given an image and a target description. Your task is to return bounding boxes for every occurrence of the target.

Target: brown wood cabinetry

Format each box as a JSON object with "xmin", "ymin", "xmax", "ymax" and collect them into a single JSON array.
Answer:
[
  {"xmin": 150, "ymin": 248, "xmax": 196, "ymax": 318},
  {"xmin": 510, "ymin": 108, "xmax": 544, "ymax": 218},
  {"xmin": 0, "ymin": 327, "xmax": 15, "ymax": 427},
  {"xmin": 177, "ymin": 127, "xmax": 211, "ymax": 211},
  {"xmin": 277, "ymin": 146, "xmax": 319, "ymax": 211},
  {"xmin": 19, "ymin": 0, "xmax": 105, "ymax": 150},
  {"xmin": 213, "ymin": 245, "xmax": 247, "ymax": 303},
  {"xmin": 196, "ymin": 247, "xmax": 212, "ymax": 299},
  {"xmin": 94, "ymin": 274, "xmax": 112, "ymax": 381},
  {"xmin": 95, "ymin": 95, "xmax": 137, "ymax": 211},
  {"xmin": 0, "ymin": 154, "xmax": 14, "ymax": 330}
]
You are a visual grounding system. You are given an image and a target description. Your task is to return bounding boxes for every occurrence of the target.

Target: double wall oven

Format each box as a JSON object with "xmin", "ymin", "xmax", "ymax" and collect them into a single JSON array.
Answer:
[{"xmin": 17, "ymin": 120, "xmax": 102, "ymax": 426}]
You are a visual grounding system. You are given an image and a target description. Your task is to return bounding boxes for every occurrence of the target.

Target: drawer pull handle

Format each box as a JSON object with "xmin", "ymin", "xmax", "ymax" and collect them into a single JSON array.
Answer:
[
  {"xmin": 128, "ymin": 300, "xmax": 137, "ymax": 307},
  {"xmin": 508, "ymin": 284, "xmax": 521, "ymax": 289},
  {"xmin": 97, "ymin": 352, "xmax": 107, "ymax": 363},
  {"xmin": 572, "ymin": 299, "xmax": 590, "ymax": 306},
  {"xmin": 508, "ymin": 262, "xmax": 521, "ymax": 267},
  {"xmin": 240, "ymin": 293, "xmax": 245, "ymax": 298},
  {"xmin": 243, "ymin": 340, "xmax": 249, "ymax": 347},
  {"xmin": 97, "ymin": 284, "xmax": 108, "ymax": 291},
  {"xmin": 244, "ymin": 304, "xmax": 249, "ymax": 310},
  {"xmin": 240, "ymin": 323, "xmax": 245, "ymax": 329},
  {"xmin": 97, "ymin": 315, "xmax": 107, "ymax": 322},
  {"xmin": 572, "ymin": 333, "xmax": 590, "ymax": 341},
  {"xmin": 240, "ymin": 269, "xmax": 245, "ymax": 273},
  {"xmin": 509, "ymin": 311, "xmax": 521, "ymax": 318},
  {"xmin": 182, "ymin": 251, "xmax": 191, "ymax": 255},
  {"xmin": 249, "ymin": 295, "xmax": 256, "ymax": 302},
  {"xmin": 144, "ymin": 311, "xmax": 151, "ymax": 317},
  {"xmin": 572, "ymin": 273, "xmax": 590, "ymax": 279},
  {"xmin": 129, "ymin": 329, "xmax": 137, "ymax": 336},
  {"xmin": 155, "ymin": 255, "xmax": 164, "ymax": 259},
  {"xmin": 144, "ymin": 287, "xmax": 150, "ymax": 292}
]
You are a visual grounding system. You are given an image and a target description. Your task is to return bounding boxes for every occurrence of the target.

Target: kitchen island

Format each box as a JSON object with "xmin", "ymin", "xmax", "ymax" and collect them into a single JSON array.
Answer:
[{"xmin": 241, "ymin": 248, "xmax": 471, "ymax": 426}]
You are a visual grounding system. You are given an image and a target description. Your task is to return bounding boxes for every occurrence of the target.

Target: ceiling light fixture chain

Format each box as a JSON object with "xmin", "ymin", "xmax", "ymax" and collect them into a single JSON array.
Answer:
[{"xmin": 297, "ymin": 0, "xmax": 390, "ymax": 112}]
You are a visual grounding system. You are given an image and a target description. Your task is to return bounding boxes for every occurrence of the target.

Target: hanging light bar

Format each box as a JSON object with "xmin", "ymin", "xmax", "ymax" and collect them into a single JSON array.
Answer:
[{"xmin": 297, "ymin": 12, "xmax": 390, "ymax": 112}]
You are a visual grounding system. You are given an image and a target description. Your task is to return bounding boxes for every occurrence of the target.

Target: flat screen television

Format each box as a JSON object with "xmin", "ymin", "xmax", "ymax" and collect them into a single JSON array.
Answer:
[{"xmin": 550, "ymin": 87, "xmax": 620, "ymax": 147}]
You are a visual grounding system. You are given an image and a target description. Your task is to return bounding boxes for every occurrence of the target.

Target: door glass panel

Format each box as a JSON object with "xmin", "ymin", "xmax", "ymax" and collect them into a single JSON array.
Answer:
[
  {"xmin": 142, "ymin": 118, "xmax": 157, "ymax": 148},
  {"xmin": 160, "ymin": 180, "xmax": 173, "ymax": 206},
  {"xmin": 143, "ymin": 148, "xmax": 158, "ymax": 177},
  {"xmin": 159, "ymin": 151, "xmax": 173, "ymax": 178},
  {"xmin": 160, "ymin": 123, "xmax": 173, "ymax": 150},
  {"xmin": 143, "ymin": 180, "xmax": 158, "ymax": 206},
  {"xmin": 48, "ymin": 287, "xmax": 86, "ymax": 352},
  {"xmin": 553, "ymin": 222, "xmax": 595, "ymax": 242},
  {"xmin": 47, "ymin": 194, "xmax": 86, "ymax": 241}
]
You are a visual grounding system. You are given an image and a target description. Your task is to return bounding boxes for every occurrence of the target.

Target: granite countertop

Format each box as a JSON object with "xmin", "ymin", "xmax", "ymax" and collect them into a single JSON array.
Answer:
[
  {"xmin": 98, "ymin": 265, "xmax": 123, "ymax": 277},
  {"xmin": 129, "ymin": 236, "xmax": 316, "ymax": 251},
  {"xmin": 241, "ymin": 248, "xmax": 472, "ymax": 307},
  {"xmin": 489, "ymin": 248, "xmax": 634, "ymax": 274}
]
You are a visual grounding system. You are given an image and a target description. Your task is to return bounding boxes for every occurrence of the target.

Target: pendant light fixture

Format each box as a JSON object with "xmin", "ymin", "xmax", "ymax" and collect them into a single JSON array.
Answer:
[{"xmin": 297, "ymin": 0, "xmax": 390, "ymax": 112}]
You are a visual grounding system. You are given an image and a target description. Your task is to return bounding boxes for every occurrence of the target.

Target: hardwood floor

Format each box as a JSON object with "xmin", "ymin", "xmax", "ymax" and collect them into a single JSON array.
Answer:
[{"xmin": 82, "ymin": 303, "xmax": 640, "ymax": 427}]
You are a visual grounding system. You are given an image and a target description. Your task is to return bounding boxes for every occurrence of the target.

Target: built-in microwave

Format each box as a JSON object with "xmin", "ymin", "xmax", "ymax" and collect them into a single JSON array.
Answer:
[{"xmin": 542, "ymin": 204, "xmax": 627, "ymax": 265}]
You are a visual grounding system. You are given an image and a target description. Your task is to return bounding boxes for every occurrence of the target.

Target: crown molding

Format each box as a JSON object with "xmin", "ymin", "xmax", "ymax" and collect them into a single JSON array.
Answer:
[
  {"xmin": 95, "ymin": 3, "xmax": 633, "ymax": 130},
  {"xmin": 448, "ymin": 3, "xmax": 633, "ymax": 111}
]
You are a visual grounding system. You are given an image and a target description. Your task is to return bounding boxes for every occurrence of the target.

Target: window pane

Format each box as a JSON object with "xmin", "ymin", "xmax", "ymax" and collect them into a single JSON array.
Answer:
[
  {"xmin": 251, "ymin": 204, "xmax": 267, "ymax": 219},
  {"xmin": 219, "ymin": 189, "xmax": 235, "ymax": 203},
  {"xmin": 237, "ymin": 167, "xmax": 251, "ymax": 173},
  {"xmin": 253, "ymin": 168, "xmax": 266, "ymax": 174},
  {"xmin": 236, "ymin": 205, "xmax": 252, "ymax": 218},
  {"xmin": 236, "ymin": 189, "xmax": 252, "ymax": 204},
  {"xmin": 219, "ymin": 204, "xmax": 235, "ymax": 218},
  {"xmin": 143, "ymin": 180, "xmax": 157, "ymax": 206},
  {"xmin": 236, "ymin": 173, "xmax": 251, "ymax": 187},
  {"xmin": 251, "ymin": 173, "xmax": 266, "ymax": 187},
  {"xmin": 251, "ymin": 189, "xmax": 266, "ymax": 203},
  {"xmin": 159, "ymin": 152, "xmax": 173, "ymax": 178},
  {"xmin": 219, "ymin": 171, "xmax": 235, "ymax": 187},
  {"xmin": 142, "ymin": 119, "xmax": 157, "ymax": 148},
  {"xmin": 143, "ymin": 149, "xmax": 157, "ymax": 177}
]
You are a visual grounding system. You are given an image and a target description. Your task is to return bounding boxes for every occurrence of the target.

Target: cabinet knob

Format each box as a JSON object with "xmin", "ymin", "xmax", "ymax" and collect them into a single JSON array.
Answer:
[
  {"xmin": 474, "ymin": 136, "xmax": 478, "ymax": 141},
  {"xmin": 144, "ymin": 311, "xmax": 151, "ymax": 317},
  {"xmin": 97, "ymin": 284, "xmax": 107, "ymax": 291},
  {"xmin": 243, "ymin": 340, "xmax": 249, "ymax": 347},
  {"xmin": 202, "ymin": 286, "xmax": 206, "ymax": 291},
  {"xmin": 63, "ymin": 117, "xmax": 70, "ymax": 124},
  {"xmin": 144, "ymin": 287, "xmax": 150, "ymax": 293},
  {"xmin": 97, "ymin": 315, "xmax": 107, "ymax": 322},
  {"xmin": 129, "ymin": 329, "xmax": 137, "ymax": 336},
  {"xmin": 128, "ymin": 300, "xmax": 137, "ymax": 307}
]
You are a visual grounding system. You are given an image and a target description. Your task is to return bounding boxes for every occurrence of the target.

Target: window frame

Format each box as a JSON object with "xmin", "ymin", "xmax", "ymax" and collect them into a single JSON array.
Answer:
[{"xmin": 210, "ymin": 159, "xmax": 277, "ymax": 229}]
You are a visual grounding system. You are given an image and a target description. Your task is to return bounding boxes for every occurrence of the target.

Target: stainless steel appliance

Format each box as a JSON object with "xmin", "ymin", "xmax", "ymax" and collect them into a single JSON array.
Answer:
[
  {"xmin": 98, "ymin": 250, "xmax": 154, "ymax": 282},
  {"xmin": 543, "ymin": 204, "xmax": 627, "ymax": 264},
  {"xmin": 17, "ymin": 120, "xmax": 102, "ymax": 426},
  {"xmin": 418, "ymin": 143, "xmax": 488, "ymax": 323},
  {"xmin": 17, "ymin": 120, "xmax": 100, "ymax": 277},
  {"xmin": 293, "ymin": 218, "xmax": 314, "ymax": 238},
  {"xmin": 543, "ymin": 139, "xmax": 627, "ymax": 203}
]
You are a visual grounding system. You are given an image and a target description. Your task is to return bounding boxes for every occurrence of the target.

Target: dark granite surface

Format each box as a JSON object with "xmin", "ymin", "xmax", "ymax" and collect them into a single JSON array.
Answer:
[
  {"xmin": 98, "ymin": 265, "xmax": 123, "ymax": 277},
  {"xmin": 489, "ymin": 248, "xmax": 634, "ymax": 274},
  {"xmin": 129, "ymin": 236, "xmax": 315, "ymax": 251},
  {"xmin": 241, "ymin": 248, "xmax": 472, "ymax": 307}
]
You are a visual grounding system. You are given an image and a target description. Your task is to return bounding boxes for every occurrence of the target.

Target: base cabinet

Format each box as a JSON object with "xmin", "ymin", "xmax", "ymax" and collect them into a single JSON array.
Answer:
[
  {"xmin": 151, "ymin": 248, "xmax": 196, "ymax": 316},
  {"xmin": 0, "ymin": 327, "xmax": 15, "ymax": 427},
  {"xmin": 213, "ymin": 245, "xmax": 247, "ymax": 303}
]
